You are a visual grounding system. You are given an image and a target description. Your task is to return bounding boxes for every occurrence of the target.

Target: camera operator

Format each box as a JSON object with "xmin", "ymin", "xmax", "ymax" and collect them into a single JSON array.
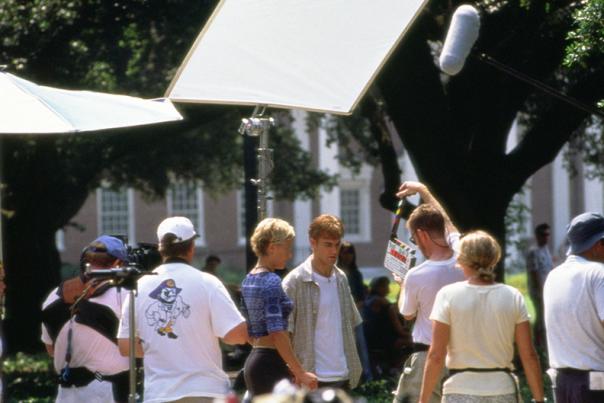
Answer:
[
  {"xmin": 41, "ymin": 235, "xmax": 130, "ymax": 403},
  {"xmin": 117, "ymin": 216, "xmax": 248, "ymax": 403}
]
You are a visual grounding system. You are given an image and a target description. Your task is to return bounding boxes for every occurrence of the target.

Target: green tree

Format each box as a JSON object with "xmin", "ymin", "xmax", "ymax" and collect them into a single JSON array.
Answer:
[
  {"xmin": 0, "ymin": 0, "xmax": 331, "ymax": 352},
  {"xmin": 326, "ymin": 0, "xmax": 603, "ymax": 279}
]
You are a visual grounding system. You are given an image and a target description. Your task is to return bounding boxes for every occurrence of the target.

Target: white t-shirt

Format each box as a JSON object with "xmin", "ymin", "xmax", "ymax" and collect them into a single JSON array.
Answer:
[
  {"xmin": 430, "ymin": 282, "xmax": 529, "ymax": 396},
  {"xmin": 41, "ymin": 286, "xmax": 129, "ymax": 403},
  {"xmin": 544, "ymin": 255, "xmax": 604, "ymax": 371},
  {"xmin": 117, "ymin": 262, "xmax": 245, "ymax": 403},
  {"xmin": 401, "ymin": 233, "xmax": 464, "ymax": 345},
  {"xmin": 312, "ymin": 271, "xmax": 349, "ymax": 381}
]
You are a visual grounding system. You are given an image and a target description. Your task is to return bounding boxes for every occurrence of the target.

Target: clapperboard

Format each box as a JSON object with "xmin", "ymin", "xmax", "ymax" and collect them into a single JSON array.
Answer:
[{"xmin": 383, "ymin": 199, "xmax": 416, "ymax": 279}]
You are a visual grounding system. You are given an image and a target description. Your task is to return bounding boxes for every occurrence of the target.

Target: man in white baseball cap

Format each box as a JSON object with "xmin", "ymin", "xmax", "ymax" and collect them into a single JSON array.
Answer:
[
  {"xmin": 118, "ymin": 217, "xmax": 248, "ymax": 402},
  {"xmin": 156, "ymin": 216, "xmax": 199, "ymax": 244},
  {"xmin": 544, "ymin": 212, "xmax": 604, "ymax": 403}
]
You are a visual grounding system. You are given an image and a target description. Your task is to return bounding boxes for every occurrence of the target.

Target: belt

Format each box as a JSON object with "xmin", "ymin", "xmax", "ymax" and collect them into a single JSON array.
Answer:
[
  {"xmin": 58, "ymin": 366, "xmax": 126, "ymax": 388},
  {"xmin": 449, "ymin": 367, "xmax": 512, "ymax": 376},
  {"xmin": 557, "ymin": 368, "xmax": 594, "ymax": 374},
  {"xmin": 412, "ymin": 343, "xmax": 430, "ymax": 353}
]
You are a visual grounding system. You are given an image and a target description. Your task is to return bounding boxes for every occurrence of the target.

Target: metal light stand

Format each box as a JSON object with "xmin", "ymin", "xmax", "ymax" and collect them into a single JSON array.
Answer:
[
  {"xmin": 127, "ymin": 287, "xmax": 137, "ymax": 403},
  {"xmin": 86, "ymin": 266, "xmax": 148, "ymax": 403},
  {"xmin": 239, "ymin": 105, "xmax": 275, "ymax": 221}
]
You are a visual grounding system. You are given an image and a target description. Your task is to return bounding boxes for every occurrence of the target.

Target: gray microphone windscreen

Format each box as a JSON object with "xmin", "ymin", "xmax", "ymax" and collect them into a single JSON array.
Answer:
[{"xmin": 439, "ymin": 5, "xmax": 480, "ymax": 76}]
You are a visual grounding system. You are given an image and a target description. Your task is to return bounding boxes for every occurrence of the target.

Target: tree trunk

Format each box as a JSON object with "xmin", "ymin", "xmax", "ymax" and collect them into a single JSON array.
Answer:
[
  {"xmin": 2, "ymin": 138, "xmax": 98, "ymax": 353},
  {"xmin": 4, "ymin": 217, "xmax": 60, "ymax": 353}
]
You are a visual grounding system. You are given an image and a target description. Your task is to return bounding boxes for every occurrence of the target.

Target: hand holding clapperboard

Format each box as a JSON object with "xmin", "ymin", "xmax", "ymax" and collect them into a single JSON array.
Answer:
[{"xmin": 384, "ymin": 198, "xmax": 416, "ymax": 279}]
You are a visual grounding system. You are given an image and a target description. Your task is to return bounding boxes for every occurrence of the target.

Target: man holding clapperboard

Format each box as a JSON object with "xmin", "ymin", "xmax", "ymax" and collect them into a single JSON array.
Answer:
[{"xmin": 385, "ymin": 181, "xmax": 465, "ymax": 403}]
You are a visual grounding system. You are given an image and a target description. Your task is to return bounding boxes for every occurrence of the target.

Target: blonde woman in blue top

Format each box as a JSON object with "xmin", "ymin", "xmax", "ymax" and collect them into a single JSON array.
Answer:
[{"xmin": 241, "ymin": 218, "xmax": 318, "ymax": 397}]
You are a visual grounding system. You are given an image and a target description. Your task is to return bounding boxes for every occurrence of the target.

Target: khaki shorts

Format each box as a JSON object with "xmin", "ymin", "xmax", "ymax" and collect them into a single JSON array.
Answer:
[{"xmin": 393, "ymin": 351, "xmax": 444, "ymax": 403}]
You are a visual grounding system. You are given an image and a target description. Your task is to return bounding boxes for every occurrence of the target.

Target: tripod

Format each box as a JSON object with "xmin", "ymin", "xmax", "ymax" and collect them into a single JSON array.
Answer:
[{"xmin": 86, "ymin": 265, "xmax": 154, "ymax": 403}]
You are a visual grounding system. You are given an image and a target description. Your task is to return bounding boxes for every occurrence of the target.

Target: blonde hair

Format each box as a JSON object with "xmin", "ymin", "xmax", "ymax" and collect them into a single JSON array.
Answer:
[
  {"xmin": 251, "ymin": 218, "xmax": 295, "ymax": 257},
  {"xmin": 308, "ymin": 214, "xmax": 344, "ymax": 240},
  {"xmin": 457, "ymin": 230, "xmax": 501, "ymax": 281}
]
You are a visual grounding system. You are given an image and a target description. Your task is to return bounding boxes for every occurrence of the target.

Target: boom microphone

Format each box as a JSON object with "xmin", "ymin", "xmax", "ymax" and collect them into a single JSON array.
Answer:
[{"xmin": 439, "ymin": 5, "xmax": 480, "ymax": 75}]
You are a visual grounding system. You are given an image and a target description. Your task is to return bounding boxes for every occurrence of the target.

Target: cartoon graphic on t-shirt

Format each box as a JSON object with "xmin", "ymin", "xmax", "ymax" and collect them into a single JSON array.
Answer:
[{"xmin": 146, "ymin": 279, "xmax": 190, "ymax": 339}]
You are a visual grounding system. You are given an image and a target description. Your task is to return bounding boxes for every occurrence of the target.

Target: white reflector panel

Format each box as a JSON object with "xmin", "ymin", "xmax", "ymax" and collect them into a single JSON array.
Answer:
[{"xmin": 167, "ymin": 0, "xmax": 427, "ymax": 115}]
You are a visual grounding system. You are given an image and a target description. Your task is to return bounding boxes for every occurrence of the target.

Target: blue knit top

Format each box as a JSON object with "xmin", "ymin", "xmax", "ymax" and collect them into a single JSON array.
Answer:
[{"xmin": 241, "ymin": 271, "xmax": 293, "ymax": 338}]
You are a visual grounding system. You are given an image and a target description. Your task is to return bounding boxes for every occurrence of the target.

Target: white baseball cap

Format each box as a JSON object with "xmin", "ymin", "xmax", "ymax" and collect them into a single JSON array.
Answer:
[{"xmin": 157, "ymin": 216, "xmax": 199, "ymax": 244}]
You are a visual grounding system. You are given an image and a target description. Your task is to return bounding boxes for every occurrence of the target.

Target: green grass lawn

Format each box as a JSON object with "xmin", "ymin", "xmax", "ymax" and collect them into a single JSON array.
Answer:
[{"xmin": 505, "ymin": 271, "xmax": 536, "ymax": 323}]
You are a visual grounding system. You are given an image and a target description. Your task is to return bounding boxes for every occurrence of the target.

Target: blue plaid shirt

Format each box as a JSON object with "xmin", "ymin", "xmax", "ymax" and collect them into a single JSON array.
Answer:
[{"xmin": 241, "ymin": 272, "xmax": 293, "ymax": 337}]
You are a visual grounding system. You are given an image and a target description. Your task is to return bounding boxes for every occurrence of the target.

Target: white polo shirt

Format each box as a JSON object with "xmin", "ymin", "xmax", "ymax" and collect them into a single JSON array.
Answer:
[{"xmin": 544, "ymin": 255, "xmax": 604, "ymax": 371}]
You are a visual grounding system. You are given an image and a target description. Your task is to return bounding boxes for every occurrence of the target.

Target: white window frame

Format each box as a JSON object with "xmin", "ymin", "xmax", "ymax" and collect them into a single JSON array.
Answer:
[
  {"xmin": 96, "ymin": 186, "xmax": 136, "ymax": 244},
  {"xmin": 55, "ymin": 229, "xmax": 65, "ymax": 252},
  {"xmin": 166, "ymin": 181, "xmax": 206, "ymax": 247},
  {"xmin": 339, "ymin": 178, "xmax": 371, "ymax": 243}
]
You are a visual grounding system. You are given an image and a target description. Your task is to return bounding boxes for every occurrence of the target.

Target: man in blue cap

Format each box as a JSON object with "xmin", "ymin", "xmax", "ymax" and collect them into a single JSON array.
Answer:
[
  {"xmin": 41, "ymin": 235, "xmax": 130, "ymax": 403},
  {"xmin": 544, "ymin": 212, "xmax": 604, "ymax": 403}
]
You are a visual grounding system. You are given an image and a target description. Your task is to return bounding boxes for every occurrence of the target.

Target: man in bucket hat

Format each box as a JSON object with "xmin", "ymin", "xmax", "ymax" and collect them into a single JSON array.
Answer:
[
  {"xmin": 41, "ymin": 235, "xmax": 130, "ymax": 403},
  {"xmin": 544, "ymin": 212, "xmax": 604, "ymax": 403},
  {"xmin": 117, "ymin": 217, "xmax": 248, "ymax": 403}
]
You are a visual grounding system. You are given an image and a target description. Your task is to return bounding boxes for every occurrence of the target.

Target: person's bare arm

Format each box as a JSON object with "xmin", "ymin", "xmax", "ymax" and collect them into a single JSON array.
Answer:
[
  {"xmin": 392, "ymin": 274, "xmax": 416, "ymax": 321},
  {"xmin": 270, "ymin": 331, "xmax": 318, "ymax": 390},
  {"xmin": 222, "ymin": 321, "xmax": 249, "ymax": 345},
  {"xmin": 45, "ymin": 343, "xmax": 54, "ymax": 357},
  {"xmin": 388, "ymin": 304, "xmax": 408, "ymax": 337},
  {"xmin": 397, "ymin": 181, "xmax": 458, "ymax": 234},
  {"xmin": 515, "ymin": 321, "xmax": 545, "ymax": 402},
  {"xmin": 419, "ymin": 321, "xmax": 449, "ymax": 403},
  {"xmin": 117, "ymin": 337, "xmax": 144, "ymax": 358}
]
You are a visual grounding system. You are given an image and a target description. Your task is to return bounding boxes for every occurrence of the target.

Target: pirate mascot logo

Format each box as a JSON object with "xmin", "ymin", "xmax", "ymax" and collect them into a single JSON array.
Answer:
[{"xmin": 146, "ymin": 279, "xmax": 190, "ymax": 339}]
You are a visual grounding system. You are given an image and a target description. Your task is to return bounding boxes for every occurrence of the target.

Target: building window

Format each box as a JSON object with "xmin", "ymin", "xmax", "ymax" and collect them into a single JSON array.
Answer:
[
  {"xmin": 339, "ymin": 181, "xmax": 371, "ymax": 242},
  {"xmin": 341, "ymin": 189, "xmax": 361, "ymax": 236},
  {"xmin": 97, "ymin": 186, "xmax": 134, "ymax": 243},
  {"xmin": 167, "ymin": 181, "xmax": 205, "ymax": 246},
  {"xmin": 55, "ymin": 229, "xmax": 65, "ymax": 252}
]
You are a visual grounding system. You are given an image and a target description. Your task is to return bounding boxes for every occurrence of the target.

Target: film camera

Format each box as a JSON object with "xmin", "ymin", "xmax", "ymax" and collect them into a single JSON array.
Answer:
[
  {"xmin": 80, "ymin": 238, "xmax": 161, "ymax": 290},
  {"xmin": 126, "ymin": 242, "xmax": 162, "ymax": 272}
]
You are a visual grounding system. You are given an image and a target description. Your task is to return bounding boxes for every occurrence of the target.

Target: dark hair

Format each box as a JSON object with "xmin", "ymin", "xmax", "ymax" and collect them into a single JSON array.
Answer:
[
  {"xmin": 535, "ymin": 223, "xmax": 550, "ymax": 236},
  {"xmin": 407, "ymin": 204, "xmax": 445, "ymax": 237},
  {"xmin": 338, "ymin": 240, "xmax": 359, "ymax": 272},
  {"xmin": 368, "ymin": 276, "xmax": 390, "ymax": 296},
  {"xmin": 83, "ymin": 242, "xmax": 118, "ymax": 268},
  {"xmin": 159, "ymin": 233, "xmax": 194, "ymax": 258},
  {"xmin": 205, "ymin": 255, "xmax": 221, "ymax": 264}
]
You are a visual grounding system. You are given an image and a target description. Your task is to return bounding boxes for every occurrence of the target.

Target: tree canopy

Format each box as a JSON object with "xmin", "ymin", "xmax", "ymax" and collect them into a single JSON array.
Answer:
[
  {"xmin": 334, "ymin": 0, "xmax": 603, "ymax": 234},
  {"xmin": 1, "ymin": 0, "xmax": 603, "ymax": 352},
  {"xmin": 0, "ymin": 0, "xmax": 332, "ymax": 352}
]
